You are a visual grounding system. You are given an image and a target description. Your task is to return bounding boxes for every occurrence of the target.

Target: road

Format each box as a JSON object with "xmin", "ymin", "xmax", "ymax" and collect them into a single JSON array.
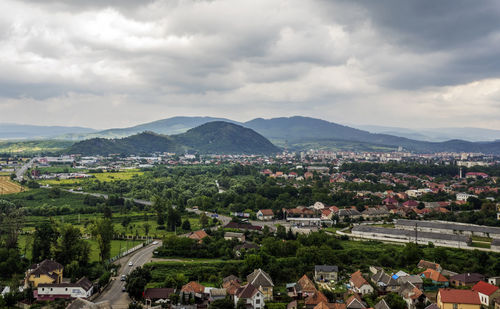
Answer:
[
  {"xmin": 15, "ymin": 157, "xmax": 37, "ymax": 180},
  {"xmin": 94, "ymin": 241, "xmax": 162, "ymax": 309}
]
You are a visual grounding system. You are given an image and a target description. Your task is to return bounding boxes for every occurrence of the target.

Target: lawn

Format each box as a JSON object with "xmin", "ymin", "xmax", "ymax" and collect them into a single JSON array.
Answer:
[
  {"xmin": 18, "ymin": 235, "xmax": 144, "ymax": 262},
  {"xmin": 87, "ymin": 239, "xmax": 144, "ymax": 262}
]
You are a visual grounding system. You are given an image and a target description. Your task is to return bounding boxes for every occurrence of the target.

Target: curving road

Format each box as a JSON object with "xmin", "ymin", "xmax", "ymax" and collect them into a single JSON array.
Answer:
[{"xmin": 94, "ymin": 241, "xmax": 162, "ymax": 309}]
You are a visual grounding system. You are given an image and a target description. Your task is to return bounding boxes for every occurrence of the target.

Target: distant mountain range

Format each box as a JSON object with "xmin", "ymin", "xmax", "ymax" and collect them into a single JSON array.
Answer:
[
  {"xmin": 353, "ymin": 124, "xmax": 500, "ymax": 142},
  {"xmin": 4, "ymin": 116, "xmax": 500, "ymax": 154},
  {"xmin": 67, "ymin": 122, "xmax": 280, "ymax": 155},
  {"xmin": 0, "ymin": 123, "xmax": 96, "ymax": 140}
]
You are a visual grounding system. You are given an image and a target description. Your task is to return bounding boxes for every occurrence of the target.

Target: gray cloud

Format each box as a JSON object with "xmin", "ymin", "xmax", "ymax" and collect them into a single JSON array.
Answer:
[{"xmin": 0, "ymin": 0, "xmax": 500, "ymax": 129}]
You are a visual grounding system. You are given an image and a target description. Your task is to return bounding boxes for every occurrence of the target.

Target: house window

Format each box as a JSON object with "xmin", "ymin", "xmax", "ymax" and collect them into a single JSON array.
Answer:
[
  {"xmin": 453, "ymin": 304, "xmax": 458, "ymax": 309},
  {"xmin": 256, "ymin": 299, "xmax": 260, "ymax": 304}
]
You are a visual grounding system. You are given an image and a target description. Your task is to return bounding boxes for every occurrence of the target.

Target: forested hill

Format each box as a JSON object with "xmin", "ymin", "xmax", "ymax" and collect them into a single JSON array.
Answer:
[
  {"xmin": 173, "ymin": 121, "xmax": 280, "ymax": 154},
  {"xmin": 244, "ymin": 116, "xmax": 500, "ymax": 154},
  {"xmin": 67, "ymin": 122, "xmax": 280, "ymax": 155}
]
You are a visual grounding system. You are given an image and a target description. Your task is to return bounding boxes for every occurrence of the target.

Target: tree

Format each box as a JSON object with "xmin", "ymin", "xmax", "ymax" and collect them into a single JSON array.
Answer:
[
  {"xmin": 209, "ymin": 298, "xmax": 234, "ymax": 309},
  {"xmin": 152, "ymin": 195, "xmax": 166, "ymax": 225},
  {"xmin": 182, "ymin": 219, "xmax": 191, "ymax": 231},
  {"xmin": 0, "ymin": 199, "xmax": 24, "ymax": 249},
  {"xmin": 384, "ymin": 293, "xmax": 407, "ymax": 309},
  {"xmin": 126, "ymin": 266, "xmax": 151, "ymax": 300},
  {"xmin": 276, "ymin": 225, "xmax": 286, "ymax": 239},
  {"xmin": 143, "ymin": 223, "xmax": 151, "ymax": 237},
  {"xmin": 200, "ymin": 213, "xmax": 209, "ymax": 228},
  {"xmin": 32, "ymin": 222, "xmax": 59, "ymax": 262},
  {"xmin": 103, "ymin": 206, "xmax": 112, "ymax": 219},
  {"xmin": 55, "ymin": 224, "xmax": 90, "ymax": 266},
  {"xmin": 93, "ymin": 219, "xmax": 114, "ymax": 261},
  {"xmin": 167, "ymin": 206, "xmax": 182, "ymax": 232}
]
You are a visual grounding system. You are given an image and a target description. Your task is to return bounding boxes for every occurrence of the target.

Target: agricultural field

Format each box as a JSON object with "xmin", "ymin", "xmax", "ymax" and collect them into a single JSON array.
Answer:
[{"xmin": 0, "ymin": 176, "xmax": 23, "ymax": 194}]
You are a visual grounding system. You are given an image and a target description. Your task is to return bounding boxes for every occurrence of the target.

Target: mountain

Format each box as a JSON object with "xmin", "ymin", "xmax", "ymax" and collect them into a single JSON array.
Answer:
[
  {"xmin": 354, "ymin": 124, "xmax": 500, "ymax": 142},
  {"xmin": 243, "ymin": 116, "xmax": 500, "ymax": 154},
  {"xmin": 174, "ymin": 121, "xmax": 280, "ymax": 154},
  {"xmin": 0, "ymin": 123, "xmax": 96, "ymax": 140},
  {"xmin": 67, "ymin": 122, "xmax": 280, "ymax": 155},
  {"xmin": 82, "ymin": 116, "xmax": 239, "ymax": 139}
]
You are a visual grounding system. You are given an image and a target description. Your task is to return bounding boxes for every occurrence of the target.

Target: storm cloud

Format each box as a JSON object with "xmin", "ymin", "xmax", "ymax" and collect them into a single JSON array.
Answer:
[{"xmin": 1, "ymin": 0, "xmax": 500, "ymax": 129}]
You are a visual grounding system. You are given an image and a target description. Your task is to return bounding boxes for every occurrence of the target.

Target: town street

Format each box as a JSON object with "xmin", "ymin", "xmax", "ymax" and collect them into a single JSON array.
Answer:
[{"xmin": 94, "ymin": 241, "xmax": 162, "ymax": 309}]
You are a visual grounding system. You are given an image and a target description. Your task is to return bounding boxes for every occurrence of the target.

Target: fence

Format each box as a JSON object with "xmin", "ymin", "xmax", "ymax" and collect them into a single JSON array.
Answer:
[{"xmin": 107, "ymin": 239, "xmax": 153, "ymax": 263}]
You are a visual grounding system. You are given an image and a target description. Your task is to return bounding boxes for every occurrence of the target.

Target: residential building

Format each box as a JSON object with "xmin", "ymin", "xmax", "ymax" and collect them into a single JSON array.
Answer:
[
  {"xmin": 374, "ymin": 299, "xmax": 390, "ymax": 309},
  {"xmin": 472, "ymin": 281, "xmax": 500, "ymax": 306},
  {"xmin": 370, "ymin": 267, "xmax": 399, "ymax": 293},
  {"xmin": 449, "ymin": 273, "xmax": 485, "ymax": 287},
  {"xmin": 349, "ymin": 270, "xmax": 374, "ymax": 295},
  {"xmin": 247, "ymin": 269, "xmax": 274, "ymax": 300},
  {"xmin": 437, "ymin": 289, "xmax": 481, "ymax": 309},
  {"xmin": 305, "ymin": 291, "xmax": 328, "ymax": 309},
  {"xmin": 181, "ymin": 281, "xmax": 205, "ymax": 299},
  {"xmin": 224, "ymin": 232, "xmax": 245, "ymax": 242},
  {"xmin": 417, "ymin": 260, "xmax": 442, "ymax": 272},
  {"xmin": 234, "ymin": 284, "xmax": 265, "ymax": 309},
  {"xmin": 256, "ymin": 209, "xmax": 274, "ymax": 221},
  {"xmin": 25, "ymin": 260, "xmax": 64, "ymax": 288},
  {"xmin": 346, "ymin": 294, "xmax": 367, "ymax": 309},
  {"xmin": 187, "ymin": 230, "xmax": 209, "ymax": 242},
  {"xmin": 295, "ymin": 275, "xmax": 317, "ymax": 298},
  {"xmin": 35, "ymin": 277, "xmax": 93, "ymax": 301},
  {"xmin": 421, "ymin": 269, "xmax": 449, "ymax": 287},
  {"xmin": 144, "ymin": 288, "xmax": 176, "ymax": 307},
  {"xmin": 314, "ymin": 265, "xmax": 338, "ymax": 282}
]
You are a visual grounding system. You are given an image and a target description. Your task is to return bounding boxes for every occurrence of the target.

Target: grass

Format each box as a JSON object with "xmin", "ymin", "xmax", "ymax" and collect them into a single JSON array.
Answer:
[
  {"xmin": 471, "ymin": 241, "xmax": 491, "ymax": 249},
  {"xmin": 87, "ymin": 239, "xmax": 144, "ymax": 261},
  {"xmin": 0, "ymin": 176, "xmax": 23, "ymax": 194},
  {"xmin": 18, "ymin": 235, "xmax": 144, "ymax": 262},
  {"xmin": 1, "ymin": 188, "xmax": 88, "ymax": 210},
  {"xmin": 471, "ymin": 236, "xmax": 492, "ymax": 242},
  {"xmin": 39, "ymin": 170, "xmax": 144, "ymax": 185},
  {"xmin": 148, "ymin": 259, "xmax": 243, "ymax": 287}
]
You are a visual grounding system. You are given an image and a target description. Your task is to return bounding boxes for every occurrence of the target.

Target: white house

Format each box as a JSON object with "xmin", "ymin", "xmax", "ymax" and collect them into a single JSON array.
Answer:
[
  {"xmin": 472, "ymin": 281, "xmax": 500, "ymax": 306},
  {"xmin": 350, "ymin": 271, "xmax": 374, "ymax": 295},
  {"xmin": 36, "ymin": 277, "xmax": 93, "ymax": 301},
  {"xmin": 456, "ymin": 193, "xmax": 478, "ymax": 201},
  {"xmin": 256, "ymin": 209, "xmax": 274, "ymax": 221},
  {"xmin": 234, "ymin": 284, "xmax": 265, "ymax": 309}
]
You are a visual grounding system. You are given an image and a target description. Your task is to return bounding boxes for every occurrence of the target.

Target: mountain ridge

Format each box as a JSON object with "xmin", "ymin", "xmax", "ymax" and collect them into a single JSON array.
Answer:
[{"xmin": 67, "ymin": 121, "xmax": 280, "ymax": 155}]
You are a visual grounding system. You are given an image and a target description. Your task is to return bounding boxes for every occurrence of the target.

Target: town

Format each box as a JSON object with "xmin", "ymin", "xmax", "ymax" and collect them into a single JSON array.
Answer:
[{"xmin": 0, "ymin": 150, "xmax": 500, "ymax": 309}]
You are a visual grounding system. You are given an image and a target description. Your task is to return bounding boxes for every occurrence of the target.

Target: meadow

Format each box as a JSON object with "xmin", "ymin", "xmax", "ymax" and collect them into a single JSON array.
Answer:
[
  {"xmin": 18, "ymin": 235, "xmax": 143, "ymax": 262},
  {"xmin": 38, "ymin": 170, "xmax": 144, "ymax": 186}
]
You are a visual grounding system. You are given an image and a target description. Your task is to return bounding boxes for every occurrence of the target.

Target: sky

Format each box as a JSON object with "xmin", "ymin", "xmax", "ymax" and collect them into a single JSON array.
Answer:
[{"xmin": 1, "ymin": 0, "xmax": 500, "ymax": 130}]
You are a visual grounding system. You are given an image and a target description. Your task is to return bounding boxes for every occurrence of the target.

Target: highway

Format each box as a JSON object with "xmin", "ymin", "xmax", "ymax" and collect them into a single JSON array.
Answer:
[
  {"xmin": 94, "ymin": 241, "xmax": 162, "ymax": 309},
  {"xmin": 15, "ymin": 157, "xmax": 37, "ymax": 180}
]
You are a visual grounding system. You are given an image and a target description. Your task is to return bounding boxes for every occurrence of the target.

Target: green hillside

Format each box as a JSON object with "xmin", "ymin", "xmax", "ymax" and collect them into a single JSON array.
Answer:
[{"xmin": 67, "ymin": 122, "xmax": 280, "ymax": 155}]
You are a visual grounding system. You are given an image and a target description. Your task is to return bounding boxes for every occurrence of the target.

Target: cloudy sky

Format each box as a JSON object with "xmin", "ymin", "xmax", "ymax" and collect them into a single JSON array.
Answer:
[{"xmin": 1, "ymin": 0, "xmax": 500, "ymax": 130}]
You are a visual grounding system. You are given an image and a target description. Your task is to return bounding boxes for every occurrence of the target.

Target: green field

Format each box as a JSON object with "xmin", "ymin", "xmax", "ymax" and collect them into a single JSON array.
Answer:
[
  {"xmin": 0, "ymin": 140, "xmax": 73, "ymax": 154},
  {"xmin": 18, "ymin": 235, "xmax": 143, "ymax": 262},
  {"xmin": 39, "ymin": 170, "xmax": 144, "ymax": 185}
]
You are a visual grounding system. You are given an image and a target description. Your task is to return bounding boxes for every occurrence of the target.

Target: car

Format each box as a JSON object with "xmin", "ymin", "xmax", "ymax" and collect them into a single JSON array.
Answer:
[
  {"xmin": 152, "ymin": 241, "xmax": 158, "ymax": 245},
  {"xmin": 122, "ymin": 286, "xmax": 126, "ymax": 292},
  {"xmin": 121, "ymin": 275, "xmax": 126, "ymax": 281},
  {"xmin": 128, "ymin": 262, "xmax": 133, "ymax": 266}
]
